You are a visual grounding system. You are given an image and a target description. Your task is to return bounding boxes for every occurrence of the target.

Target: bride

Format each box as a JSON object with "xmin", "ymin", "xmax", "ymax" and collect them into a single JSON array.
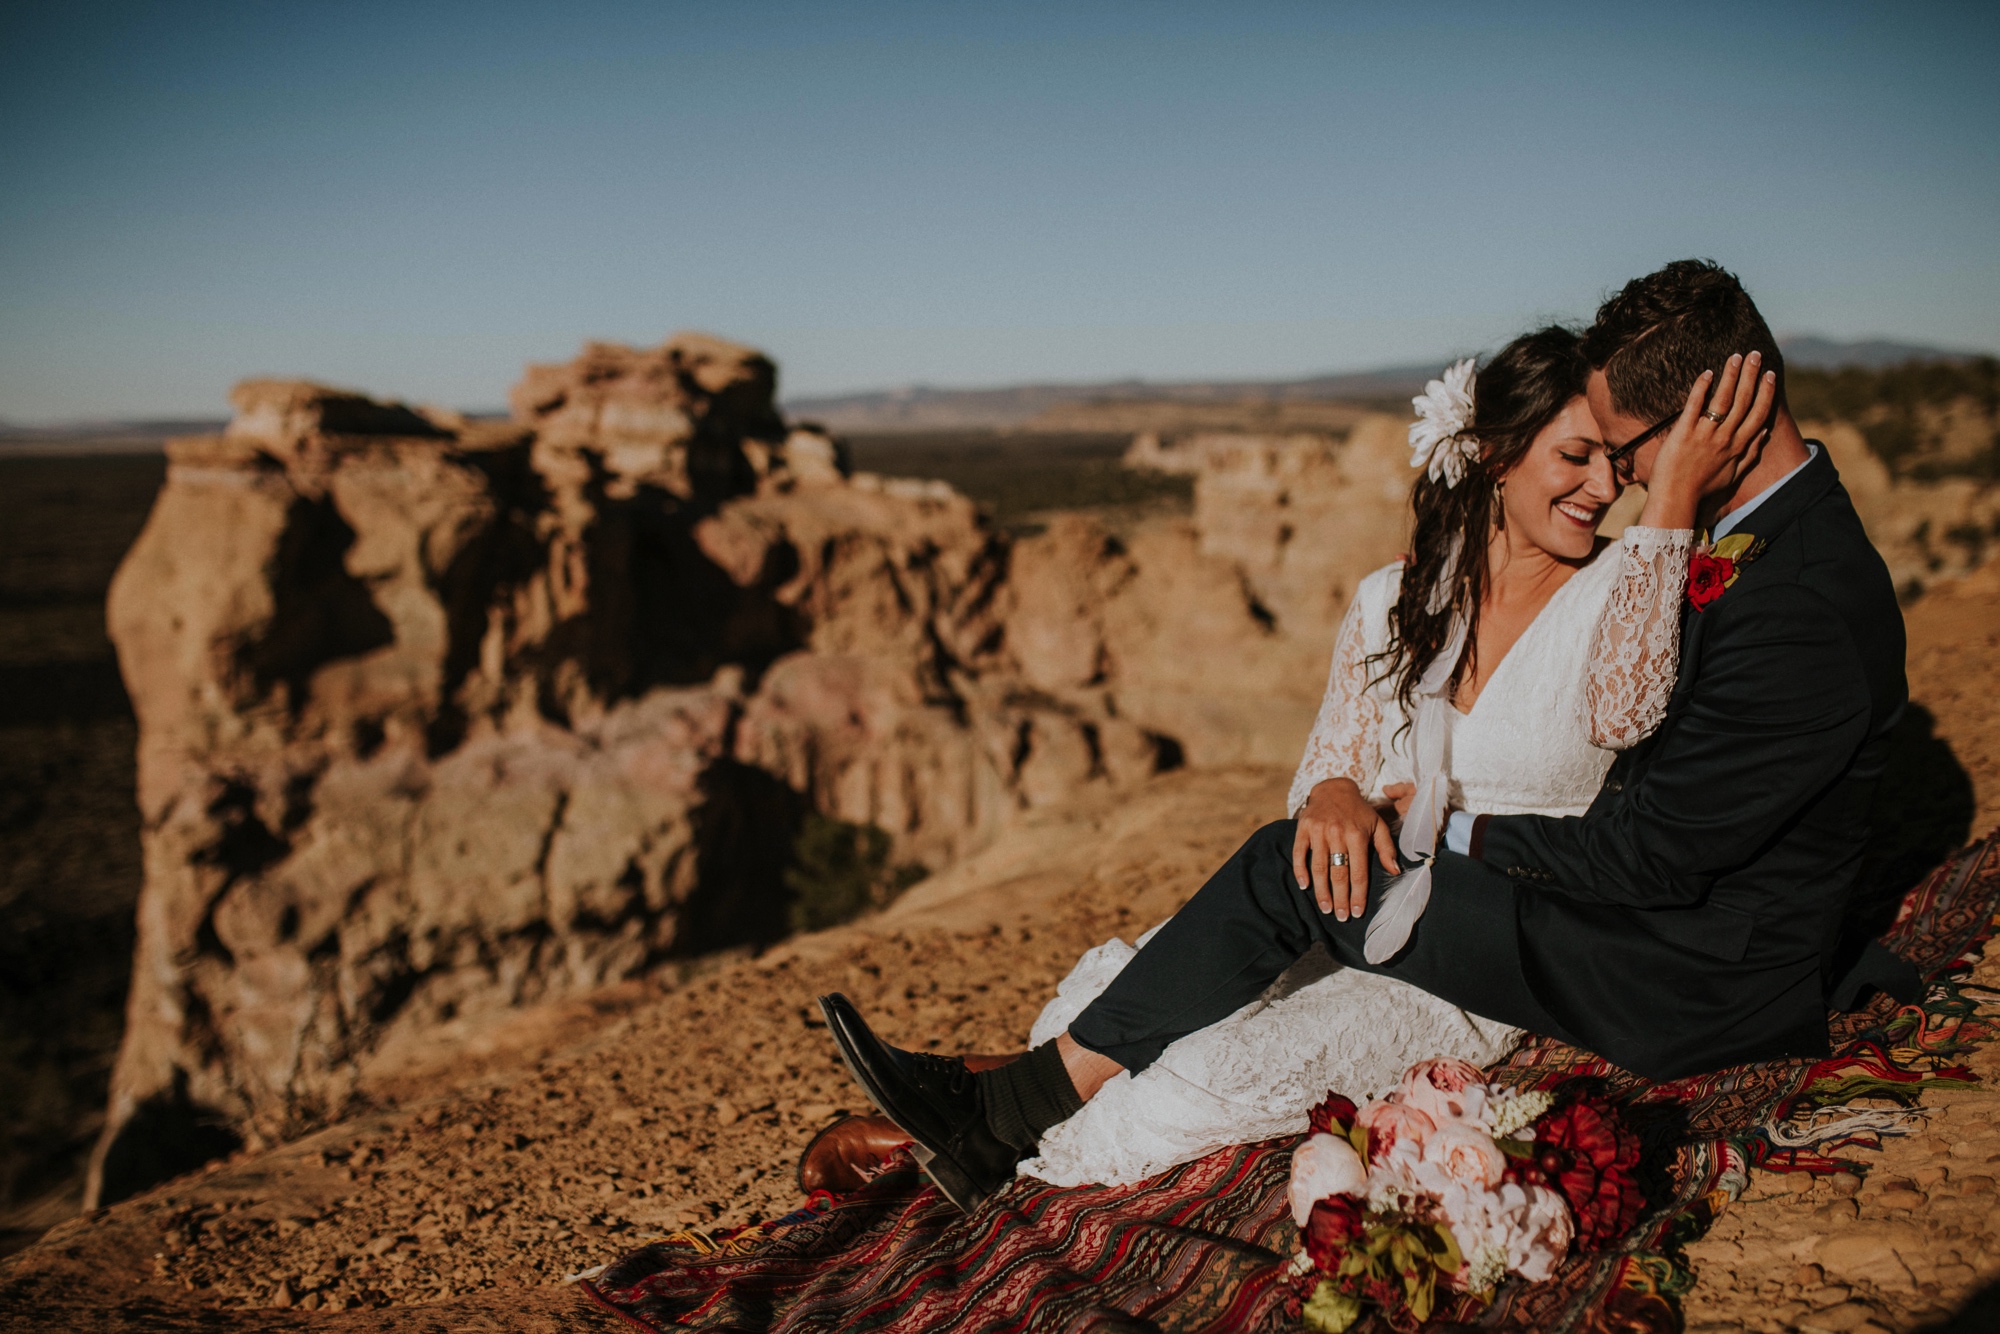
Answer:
[{"xmin": 802, "ymin": 324, "xmax": 1770, "ymax": 1194}]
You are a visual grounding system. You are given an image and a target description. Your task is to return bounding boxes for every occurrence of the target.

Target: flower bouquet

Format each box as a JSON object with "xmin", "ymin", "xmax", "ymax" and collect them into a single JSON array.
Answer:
[{"xmin": 1286, "ymin": 1058, "xmax": 1642, "ymax": 1332}]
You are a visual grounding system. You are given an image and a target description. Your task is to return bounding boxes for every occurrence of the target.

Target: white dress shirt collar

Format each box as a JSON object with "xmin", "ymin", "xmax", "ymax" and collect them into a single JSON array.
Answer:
[{"xmin": 1711, "ymin": 442, "xmax": 1819, "ymax": 542}]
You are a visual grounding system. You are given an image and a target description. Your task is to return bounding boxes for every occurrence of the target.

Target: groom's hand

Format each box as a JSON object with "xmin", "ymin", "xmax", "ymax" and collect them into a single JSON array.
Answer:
[{"xmin": 1294, "ymin": 777, "xmax": 1401, "ymax": 921}]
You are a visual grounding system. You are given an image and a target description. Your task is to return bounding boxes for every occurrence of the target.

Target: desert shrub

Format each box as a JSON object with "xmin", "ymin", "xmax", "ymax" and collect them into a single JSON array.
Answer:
[
  {"xmin": 1908, "ymin": 434, "xmax": 2000, "ymax": 484},
  {"xmin": 1790, "ymin": 357, "xmax": 1999, "ymax": 419},
  {"xmin": 1942, "ymin": 517, "xmax": 2000, "ymax": 566},
  {"xmin": 784, "ymin": 814, "xmax": 928, "ymax": 933},
  {"xmin": 1789, "ymin": 357, "xmax": 2000, "ymax": 480},
  {"xmin": 841, "ymin": 432, "xmax": 1192, "ymax": 533},
  {"xmin": 1860, "ymin": 416, "xmax": 1927, "ymax": 471}
]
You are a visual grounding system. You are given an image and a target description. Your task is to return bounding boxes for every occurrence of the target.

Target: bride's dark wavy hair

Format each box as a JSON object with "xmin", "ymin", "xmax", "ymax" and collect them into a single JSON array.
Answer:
[{"xmin": 1382, "ymin": 325, "xmax": 1592, "ymax": 711}]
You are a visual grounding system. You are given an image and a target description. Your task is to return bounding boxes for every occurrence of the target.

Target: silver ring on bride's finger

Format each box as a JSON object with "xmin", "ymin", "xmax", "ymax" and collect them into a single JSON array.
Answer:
[
  {"xmin": 1329, "ymin": 852, "xmax": 1349, "ymax": 867},
  {"xmin": 1702, "ymin": 410, "xmax": 1726, "ymax": 424}
]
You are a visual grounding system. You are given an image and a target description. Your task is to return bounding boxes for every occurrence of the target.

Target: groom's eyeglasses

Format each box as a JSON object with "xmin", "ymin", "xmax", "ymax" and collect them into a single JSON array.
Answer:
[{"xmin": 1603, "ymin": 409, "xmax": 1679, "ymax": 484}]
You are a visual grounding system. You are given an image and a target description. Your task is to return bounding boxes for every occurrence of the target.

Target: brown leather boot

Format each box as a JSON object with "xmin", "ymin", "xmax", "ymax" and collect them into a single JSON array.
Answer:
[
  {"xmin": 798, "ymin": 1053, "xmax": 1020, "ymax": 1195},
  {"xmin": 796, "ymin": 1114, "xmax": 913, "ymax": 1194}
]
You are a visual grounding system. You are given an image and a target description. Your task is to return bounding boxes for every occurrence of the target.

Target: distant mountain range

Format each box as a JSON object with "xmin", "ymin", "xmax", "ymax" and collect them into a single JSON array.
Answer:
[
  {"xmin": 0, "ymin": 416, "xmax": 228, "ymax": 453},
  {"xmin": 781, "ymin": 363, "xmax": 1443, "ymax": 432},
  {"xmin": 782, "ymin": 335, "xmax": 1992, "ymax": 432},
  {"xmin": 1774, "ymin": 336, "xmax": 1981, "ymax": 371},
  {"xmin": 2, "ymin": 336, "xmax": 1988, "ymax": 448}
]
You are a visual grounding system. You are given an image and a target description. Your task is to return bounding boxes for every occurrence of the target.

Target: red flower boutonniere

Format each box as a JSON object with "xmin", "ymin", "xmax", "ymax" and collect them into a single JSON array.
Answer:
[{"xmin": 1686, "ymin": 531, "xmax": 1765, "ymax": 612}]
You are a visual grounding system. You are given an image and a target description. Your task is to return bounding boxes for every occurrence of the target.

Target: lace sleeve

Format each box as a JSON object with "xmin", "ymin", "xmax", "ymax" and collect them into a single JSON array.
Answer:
[
  {"xmin": 1286, "ymin": 594, "xmax": 1384, "ymax": 815},
  {"xmin": 1585, "ymin": 525, "xmax": 1695, "ymax": 750}
]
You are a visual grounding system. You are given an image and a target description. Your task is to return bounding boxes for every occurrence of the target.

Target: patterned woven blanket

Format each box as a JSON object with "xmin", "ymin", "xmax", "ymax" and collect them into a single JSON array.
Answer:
[{"xmin": 583, "ymin": 834, "xmax": 2000, "ymax": 1334}]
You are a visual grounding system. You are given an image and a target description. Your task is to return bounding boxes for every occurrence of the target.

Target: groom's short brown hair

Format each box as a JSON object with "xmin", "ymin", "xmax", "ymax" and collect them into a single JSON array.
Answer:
[{"xmin": 1581, "ymin": 259, "xmax": 1785, "ymax": 420}]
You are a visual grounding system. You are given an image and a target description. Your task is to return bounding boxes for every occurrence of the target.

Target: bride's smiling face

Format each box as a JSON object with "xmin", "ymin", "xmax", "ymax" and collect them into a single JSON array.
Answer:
[{"xmin": 1493, "ymin": 396, "xmax": 1621, "ymax": 561}]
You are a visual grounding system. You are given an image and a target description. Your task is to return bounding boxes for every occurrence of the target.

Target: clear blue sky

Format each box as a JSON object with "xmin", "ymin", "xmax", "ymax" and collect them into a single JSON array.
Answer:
[{"xmin": 3, "ymin": 1, "xmax": 1996, "ymax": 422}]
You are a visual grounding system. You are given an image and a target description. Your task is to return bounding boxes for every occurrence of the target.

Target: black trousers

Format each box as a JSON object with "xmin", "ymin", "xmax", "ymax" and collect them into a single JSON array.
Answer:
[{"xmin": 1068, "ymin": 819, "xmax": 1576, "ymax": 1073}]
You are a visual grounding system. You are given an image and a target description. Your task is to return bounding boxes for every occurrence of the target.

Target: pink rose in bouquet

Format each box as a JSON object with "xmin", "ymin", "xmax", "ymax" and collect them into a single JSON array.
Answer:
[
  {"xmin": 1355, "ymin": 1096, "xmax": 1436, "ymax": 1161},
  {"xmin": 1511, "ymin": 1182, "xmax": 1576, "ymax": 1281},
  {"xmin": 1290, "ymin": 1132, "xmax": 1368, "ymax": 1226},
  {"xmin": 1434, "ymin": 1178, "xmax": 1574, "ymax": 1285},
  {"xmin": 1397, "ymin": 1056, "xmax": 1490, "ymax": 1127},
  {"xmin": 1413, "ymin": 1119, "xmax": 1507, "ymax": 1194},
  {"xmin": 1403, "ymin": 1056, "xmax": 1482, "ymax": 1096}
]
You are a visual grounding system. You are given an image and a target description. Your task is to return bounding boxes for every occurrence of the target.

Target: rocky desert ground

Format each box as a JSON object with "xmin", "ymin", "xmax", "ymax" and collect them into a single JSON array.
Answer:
[{"xmin": 2, "ymin": 341, "xmax": 1997, "ymax": 1332}]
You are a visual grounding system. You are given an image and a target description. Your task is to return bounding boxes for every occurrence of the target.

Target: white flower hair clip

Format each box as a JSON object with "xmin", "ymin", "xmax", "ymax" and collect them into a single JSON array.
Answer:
[{"xmin": 1408, "ymin": 357, "xmax": 1480, "ymax": 487}]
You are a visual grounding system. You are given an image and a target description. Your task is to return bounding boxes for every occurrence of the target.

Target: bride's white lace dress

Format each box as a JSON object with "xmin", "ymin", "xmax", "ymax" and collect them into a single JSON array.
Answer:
[{"xmin": 1018, "ymin": 527, "xmax": 1692, "ymax": 1187}]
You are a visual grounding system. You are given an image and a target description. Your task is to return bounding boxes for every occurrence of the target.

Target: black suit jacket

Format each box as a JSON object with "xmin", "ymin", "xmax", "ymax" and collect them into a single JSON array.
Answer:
[{"xmin": 1477, "ymin": 446, "xmax": 1908, "ymax": 1080}]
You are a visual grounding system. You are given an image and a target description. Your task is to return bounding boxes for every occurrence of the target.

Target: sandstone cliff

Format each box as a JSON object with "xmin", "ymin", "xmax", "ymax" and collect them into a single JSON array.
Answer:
[
  {"xmin": 1089, "ymin": 422, "xmax": 1438, "ymax": 762},
  {"xmin": 91, "ymin": 338, "xmax": 1419, "ymax": 1209},
  {"xmin": 1808, "ymin": 422, "xmax": 2000, "ymax": 596}
]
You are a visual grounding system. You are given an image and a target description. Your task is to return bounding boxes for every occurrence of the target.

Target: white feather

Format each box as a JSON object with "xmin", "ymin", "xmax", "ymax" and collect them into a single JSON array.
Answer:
[{"xmin": 1364, "ymin": 864, "xmax": 1433, "ymax": 964}]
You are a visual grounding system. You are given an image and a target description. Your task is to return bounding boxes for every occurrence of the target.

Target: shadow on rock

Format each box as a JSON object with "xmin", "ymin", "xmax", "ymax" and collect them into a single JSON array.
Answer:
[
  {"xmin": 91, "ymin": 1071, "xmax": 241, "ymax": 1208},
  {"xmin": 236, "ymin": 494, "xmax": 395, "ymax": 712},
  {"xmin": 674, "ymin": 761, "xmax": 809, "ymax": 958},
  {"xmin": 1923, "ymin": 1276, "xmax": 2000, "ymax": 1332}
]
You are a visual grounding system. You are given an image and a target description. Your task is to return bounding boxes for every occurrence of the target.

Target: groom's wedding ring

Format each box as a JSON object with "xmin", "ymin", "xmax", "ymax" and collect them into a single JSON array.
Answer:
[
  {"xmin": 1329, "ymin": 852, "xmax": 1350, "ymax": 867},
  {"xmin": 1702, "ymin": 410, "xmax": 1726, "ymax": 423}
]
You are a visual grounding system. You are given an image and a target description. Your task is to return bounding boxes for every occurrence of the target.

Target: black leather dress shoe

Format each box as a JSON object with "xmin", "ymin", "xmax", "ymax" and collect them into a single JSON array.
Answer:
[{"xmin": 817, "ymin": 993, "xmax": 1021, "ymax": 1211}]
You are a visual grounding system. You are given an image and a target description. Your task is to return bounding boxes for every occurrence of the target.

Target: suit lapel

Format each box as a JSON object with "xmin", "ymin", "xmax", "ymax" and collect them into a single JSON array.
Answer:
[
  {"xmin": 1659, "ymin": 445, "xmax": 1841, "ymax": 711},
  {"xmin": 1690, "ymin": 444, "xmax": 1840, "ymax": 611},
  {"xmin": 1669, "ymin": 598, "xmax": 1706, "ymax": 709},
  {"xmin": 1711, "ymin": 443, "xmax": 1839, "ymax": 565}
]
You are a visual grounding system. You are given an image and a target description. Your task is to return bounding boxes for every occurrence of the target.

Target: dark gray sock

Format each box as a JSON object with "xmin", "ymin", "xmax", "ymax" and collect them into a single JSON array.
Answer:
[{"xmin": 977, "ymin": 1040, "xmax": 1084, "ymax": 1152}]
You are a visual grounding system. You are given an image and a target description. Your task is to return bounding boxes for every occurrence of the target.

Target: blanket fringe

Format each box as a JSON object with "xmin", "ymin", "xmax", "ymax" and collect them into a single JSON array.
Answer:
[{"xmin": 1762, "ymin": 1102, "xmax": 1930, "ymax": 1150}]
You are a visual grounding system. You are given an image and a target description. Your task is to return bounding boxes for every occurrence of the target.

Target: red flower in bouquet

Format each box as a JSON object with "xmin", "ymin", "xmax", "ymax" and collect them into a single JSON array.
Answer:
[
  {"xmin": 1308, "ymin": 1092, "xmax": 1359, "ymax": 1136},
  {"xmin": 1532, "ymin": 1099, "xmax": 1643, "ymax": 1249},
  {"xmin": 1303, "ymin": 1196, "xmax": 1366, "ymax": 1273},
  {"xmin": 1685, "ymin": 550, "xmax": 1733, "ymax": 610}
]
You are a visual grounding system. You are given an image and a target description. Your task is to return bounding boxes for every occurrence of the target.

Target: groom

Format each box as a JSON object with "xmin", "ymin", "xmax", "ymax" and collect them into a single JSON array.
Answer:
[{"xmin": 819, "ymin": 259, "xmax": 1914, "ymax": 1211}]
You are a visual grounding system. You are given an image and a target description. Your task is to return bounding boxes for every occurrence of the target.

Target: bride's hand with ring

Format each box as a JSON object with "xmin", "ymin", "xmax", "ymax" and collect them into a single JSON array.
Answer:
[
  {"xmin": 1293, "ymin": 776, "xmax": 1400, "ymax": 921},
  {"xmin": 1638, "ymin": 350, "xmax": 1779, "ymax": 530}
]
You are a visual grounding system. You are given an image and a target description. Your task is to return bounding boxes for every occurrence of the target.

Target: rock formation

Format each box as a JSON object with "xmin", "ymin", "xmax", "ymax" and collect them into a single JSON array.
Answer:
[
  {"xmin": 1015, "ymin": 422, "xmax": 1413, "ymax": 765},
  {"xmin": 88, "ymin": 338, "xmax": 1103, "ymax": 1206},
  {"xmin": 89, "ymin": 337, "xmax": 1423, "ymax": 1209},
  {"xmin": 1807, "ymin": 422, "xmax": 2000, "ymax": 597}
]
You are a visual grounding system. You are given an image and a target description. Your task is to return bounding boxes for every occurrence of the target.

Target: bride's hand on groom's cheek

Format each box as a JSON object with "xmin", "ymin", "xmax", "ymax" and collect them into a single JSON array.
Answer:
[{"xmin": 1293, "ymin": 778, "xmax": 1402, "ymax": 922}]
